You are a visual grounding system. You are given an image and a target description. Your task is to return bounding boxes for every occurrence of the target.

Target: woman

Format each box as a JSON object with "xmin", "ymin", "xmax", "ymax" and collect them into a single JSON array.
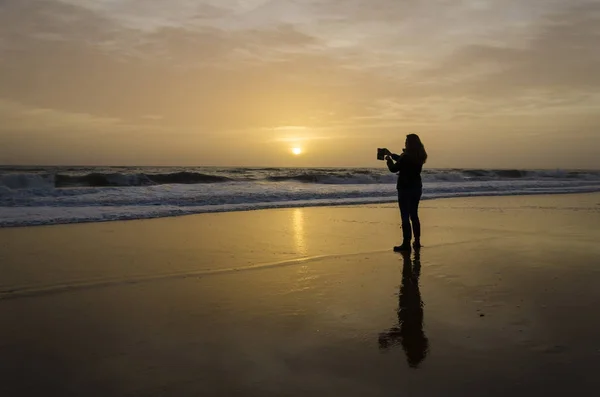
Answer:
[{"xmin": 385, "ymin": 134, "xmax": 428, "ymax": 252}]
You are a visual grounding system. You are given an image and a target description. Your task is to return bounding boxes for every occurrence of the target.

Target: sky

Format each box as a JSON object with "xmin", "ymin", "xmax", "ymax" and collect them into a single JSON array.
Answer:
[{"xmin": 1, "ymin": 0, "xmax": 599, "ymax": 168}]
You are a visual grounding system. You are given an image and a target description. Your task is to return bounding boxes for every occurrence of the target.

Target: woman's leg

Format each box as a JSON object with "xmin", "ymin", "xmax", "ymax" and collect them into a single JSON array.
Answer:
[
  {"xmin": 398, "ymin": 190, "xmax": 412, "ymax": 244},
  {"xmin": 409, "ymin": 188, "xmax": 422, "ymax": 246}
]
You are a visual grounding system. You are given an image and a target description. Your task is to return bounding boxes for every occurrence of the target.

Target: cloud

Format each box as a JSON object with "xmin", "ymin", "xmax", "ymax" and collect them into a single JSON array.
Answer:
[
  {"xmin": 0, "ymin": 0, "xmax": 123, "ymax": 45},
  {"xmin": 0, "ymin": 98, "xmax": 158, "ymax": 164},
  {"xmin": 1, "ymin": 0, "xmax": 599, "ymax": 167},
  {"xmin": 0, "ymin": 1, "xmax": 349, "ymax": 129},
  {"xmin": 418, "ymin": 2, "xmax": 600, "ymax": 95},
  {"xmin": 0, "ymin": 99, "xmax": 125, "ymax": 132}
]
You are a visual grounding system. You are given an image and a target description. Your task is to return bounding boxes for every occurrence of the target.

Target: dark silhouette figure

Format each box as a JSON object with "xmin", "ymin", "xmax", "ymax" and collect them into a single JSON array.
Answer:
[
  {"xmin": 383, "ymin": 134, "xmax": 428, "ymax": 252},
  {"xmin": 378, "ymin": 250, "xmax": 429, "ymax": 368}
]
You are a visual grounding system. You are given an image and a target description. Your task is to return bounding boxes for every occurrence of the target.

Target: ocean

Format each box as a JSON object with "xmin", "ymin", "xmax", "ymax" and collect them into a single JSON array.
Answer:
[{"xmin": 1, "ymin": 165, "xmax": 600, "ymax": 227}]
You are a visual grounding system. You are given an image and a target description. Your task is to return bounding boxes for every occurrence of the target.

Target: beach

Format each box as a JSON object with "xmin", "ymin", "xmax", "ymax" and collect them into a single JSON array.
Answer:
[{"xmin": 1, "ymin": 193, "xmax": 600, "ymax": 396}]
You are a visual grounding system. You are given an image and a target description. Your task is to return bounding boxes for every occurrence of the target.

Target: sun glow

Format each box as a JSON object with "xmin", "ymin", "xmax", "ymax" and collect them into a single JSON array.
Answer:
[{"xmin": 292, "ymin": 147, "xmax": 303, "ymax": 155}]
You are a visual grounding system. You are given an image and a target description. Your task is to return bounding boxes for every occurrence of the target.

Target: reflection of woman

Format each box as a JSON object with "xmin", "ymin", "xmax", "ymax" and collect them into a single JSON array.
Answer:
[
  {"xmin": 378, "ymin": 251, "xmax": 429, "ymax": 369},
  {"xmin": 384, "ymin": 134, "xmax": 428, "ymax": 252}
]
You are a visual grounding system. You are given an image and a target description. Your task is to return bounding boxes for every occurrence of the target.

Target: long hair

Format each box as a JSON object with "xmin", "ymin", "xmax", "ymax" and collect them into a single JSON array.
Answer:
[{"xmin": 405, "ymin": 134, "xmax": 427, "ymax": 165}]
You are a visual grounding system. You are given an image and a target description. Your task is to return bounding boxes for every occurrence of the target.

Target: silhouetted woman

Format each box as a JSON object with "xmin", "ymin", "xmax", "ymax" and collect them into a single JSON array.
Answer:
[{"xmin": 385, "ymin": 134, "xmax": 427, "ymax": 252}]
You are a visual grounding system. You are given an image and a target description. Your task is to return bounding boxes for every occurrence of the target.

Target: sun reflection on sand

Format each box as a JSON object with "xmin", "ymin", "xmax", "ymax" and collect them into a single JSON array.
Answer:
[
  {"xmin": 292, "ymin": 208, "xmax": 306, "ymax": 255},
  {"xmin": 290, "ymin": 208, "xmax": 320, "ymax": 293}
]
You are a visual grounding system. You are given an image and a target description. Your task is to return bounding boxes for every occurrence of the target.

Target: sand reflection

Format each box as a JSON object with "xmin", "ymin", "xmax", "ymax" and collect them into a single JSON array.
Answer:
[
  {"xmin": 292, "ymin": 208, "xmax": 306, "ymax": 256},
  {"xmin": 378, "ymin": 250, "xmax": 429, "ymax": 368}
]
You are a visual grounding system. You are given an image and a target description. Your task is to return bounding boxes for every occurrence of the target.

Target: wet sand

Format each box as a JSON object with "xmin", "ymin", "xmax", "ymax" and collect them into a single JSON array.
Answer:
[{"xmin": 1, "ymin": 193, "xmax": 600, "ymax": 396}]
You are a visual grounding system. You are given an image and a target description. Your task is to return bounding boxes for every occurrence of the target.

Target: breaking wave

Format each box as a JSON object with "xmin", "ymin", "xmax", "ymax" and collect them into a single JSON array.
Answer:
[
  {"xmin": 54, "ymin": 172, "xmax": 232, "ymax": 187},
  {"xmin": 2, "ymin": 167, "xmax": 600, "ymax": 191}
]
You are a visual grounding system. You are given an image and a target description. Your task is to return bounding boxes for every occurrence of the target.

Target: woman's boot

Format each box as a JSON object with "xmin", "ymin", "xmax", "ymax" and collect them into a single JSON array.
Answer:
[{"xmin": 394, "ymin": 240, "xmax": 411, "ymax": 252}]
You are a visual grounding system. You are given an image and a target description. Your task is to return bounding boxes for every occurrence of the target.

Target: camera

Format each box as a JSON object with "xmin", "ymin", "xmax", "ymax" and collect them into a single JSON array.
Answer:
[{"xmin": 377, "ymin": 148, "xmax": 387, "ymax": 161}]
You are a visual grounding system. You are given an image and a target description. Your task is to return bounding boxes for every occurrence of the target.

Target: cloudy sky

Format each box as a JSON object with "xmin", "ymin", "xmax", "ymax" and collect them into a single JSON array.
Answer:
[{"xmin": 1, "ymin": 0, "xmax": 599, "ymax": 168}]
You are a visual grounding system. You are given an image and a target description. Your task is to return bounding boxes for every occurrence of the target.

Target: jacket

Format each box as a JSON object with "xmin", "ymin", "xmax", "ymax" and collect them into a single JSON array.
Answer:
[{"xmin": 386, "ymin": 153, "xmax": 423, "ymax": 190}]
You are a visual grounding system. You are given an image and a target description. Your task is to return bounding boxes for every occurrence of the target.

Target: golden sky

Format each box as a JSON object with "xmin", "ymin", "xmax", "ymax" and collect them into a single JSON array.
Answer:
[{"xmin": 1, "ymin": 0, "xmax": 599, "ymax": 168}]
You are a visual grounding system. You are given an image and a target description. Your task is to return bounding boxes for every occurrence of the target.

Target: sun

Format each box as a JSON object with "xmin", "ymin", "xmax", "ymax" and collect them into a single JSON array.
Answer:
[{"xmin": 291, "ymin": 147, "xmax": 303, "ymax": 155}]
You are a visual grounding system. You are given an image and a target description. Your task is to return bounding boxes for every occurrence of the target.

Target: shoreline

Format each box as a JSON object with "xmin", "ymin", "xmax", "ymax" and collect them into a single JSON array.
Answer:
[{"xmin": 2, "ymin": 192, "xmax": 599, "ymax": 294}]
